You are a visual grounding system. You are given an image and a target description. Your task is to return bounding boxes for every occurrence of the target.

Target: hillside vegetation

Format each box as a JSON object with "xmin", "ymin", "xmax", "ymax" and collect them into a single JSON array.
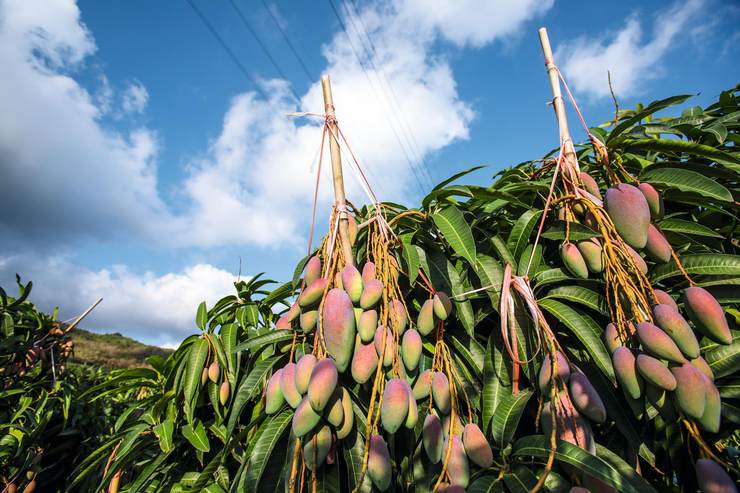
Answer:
[{"xmin": 70, "ymin": 329, "xmax": 172, "ymax": 368}]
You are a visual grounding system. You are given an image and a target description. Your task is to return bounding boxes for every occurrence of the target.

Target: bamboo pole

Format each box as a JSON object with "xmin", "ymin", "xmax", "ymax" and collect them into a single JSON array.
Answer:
[{"xmin": 320, "ymin": 75, "xmax": 355, "ymax": 266}]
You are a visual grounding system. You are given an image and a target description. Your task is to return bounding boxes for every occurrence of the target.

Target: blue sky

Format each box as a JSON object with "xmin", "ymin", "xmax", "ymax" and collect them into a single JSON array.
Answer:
[{"xmin": 0, "ymin": 0, "xmax": 737, "ymax": 346}]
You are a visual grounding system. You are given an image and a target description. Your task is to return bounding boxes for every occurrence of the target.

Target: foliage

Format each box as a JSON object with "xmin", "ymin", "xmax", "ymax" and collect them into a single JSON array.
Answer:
[{"xmin": 71, "ymin": 329, "xmax": 172, "ymax": 369}]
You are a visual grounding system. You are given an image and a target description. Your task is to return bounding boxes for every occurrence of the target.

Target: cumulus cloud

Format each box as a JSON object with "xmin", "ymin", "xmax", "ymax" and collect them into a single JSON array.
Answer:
[
  {"xmin": 556, "ymin": 0, "xmax": 705, "ymax": 99},
  {"xmin": 121, "ymin": 81, "xmax": 149, "ymax": 115}
]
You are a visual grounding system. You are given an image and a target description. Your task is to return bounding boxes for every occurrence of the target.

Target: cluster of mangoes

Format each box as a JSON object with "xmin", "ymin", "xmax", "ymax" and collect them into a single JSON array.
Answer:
[{"xmin": 201, "ymin": 358, "xmax": 230, "ymax": 406}]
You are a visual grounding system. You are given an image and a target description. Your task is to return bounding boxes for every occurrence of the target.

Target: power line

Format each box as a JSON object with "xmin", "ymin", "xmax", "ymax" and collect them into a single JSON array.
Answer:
[
  {"xmin": 261, "ymin": 0, "xmax": 315, "ymax": 82},
  {"xmin": 227, "ymin": 0, "xmax": 302, "ymax": 103}
]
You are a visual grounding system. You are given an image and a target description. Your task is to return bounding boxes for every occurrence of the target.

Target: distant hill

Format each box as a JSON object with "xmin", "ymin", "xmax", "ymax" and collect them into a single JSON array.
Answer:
[{"xmin": 70, "ymin": 328, "xmax": 173, "ymax": 368}]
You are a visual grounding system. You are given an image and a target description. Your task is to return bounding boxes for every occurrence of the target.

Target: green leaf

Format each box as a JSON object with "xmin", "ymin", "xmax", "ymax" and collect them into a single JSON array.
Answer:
[
  {"xmin": 153, "ymin": 418, "xmax": 174, "ymax": 453},
  {"xmin": 183, "ymin": 338, "xmax": 209, "ymax": 415},
  {"xmin": 503, "ymin": 466, "xmax": 538, "ymax": 493},
  {"xmin": 625, "ymin": 138, "xmax": 740, "ymax": 170},
  {"xmin": 432, "ymin": 205, "xmax": 477, "ymax": 265},
  {"xmin": 704, "ymin": 338, "xmax": 740, "ymax": 379},
  {"xmin": 507, "ymin": 209, "xmax": 542, "ymax": 259},
  {"xmin": 244, "ymin": 410, "xmax": 293, "ymax": 493},
  {"xmin": 641, "ymin": 167, "xmax": 733, "ymax": 202},
  {"xmin": 468, "ymin": 476, "xmax": 503, "ymax": 493},
  {"xmin": 182, "ymin": 420, "xmax": 210, "ymax": 452},
  {"xmin": 545, "ymin": 286, "xmax": 608, "ymax": 315},
  {"xmin": 493, "ymin": 389, "xmax": 533, "ymax": 446},
  {"xmin": 427, "ymin": 252, "xmax": 475, "ymax": 335},
  {"xmin": 400, "ymin": 234, "xmax": 420, "ymax": 283},
  {"xmin": 227, "ymin": 356, "xmax": 284, "ymax": 434},
  {"xmin": 608, "ymin": 94, "xmax": 693, "ymax": 142},
  {"xmin": 513, "ymin": 436, "xmax": 657, "ymax": 493},
  {"xmin": 233, "ymin": 331, "xmax": 294, "ymax": 353},
  {"xmin": 482, "ymin": 331, "xmax": 511, "ymax": 435},
  {"xmin": 1, "ymin": 313, "xmax": 13, "ymax": 336},
  {"xmin": 539, "ymin": 299, "xmax": 615, "ymax": 383},
  {"xmin": 474, "ymin": 254, "xmax": 504, "ymax": 312},
  {"xmin": 542, "ymin": 221, "xmax": 600, "ymax": 241},
  {"xmin": 657, "ymin": 218, "xmax": 723, "ymax": 238},
  {"xmin": 650, "ymin": 254, "xmax": 740, "ymax": 282},
  {"xmin": 491, "ymin": 235, "xmax": 517, "ymax": 270},
  {"xmin": 432, "ymin": 165, "xmax": 486, "ymax": 190},
  {"xmin": 196, "ymin": 301, "xmax": 208, "ymax": 330}
]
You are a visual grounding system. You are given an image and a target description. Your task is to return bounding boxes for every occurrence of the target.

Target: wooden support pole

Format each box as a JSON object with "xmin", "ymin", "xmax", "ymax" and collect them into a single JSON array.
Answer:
[{"xmin": 320, "ymin": 75, "xmax": 355, "ymax": 266}]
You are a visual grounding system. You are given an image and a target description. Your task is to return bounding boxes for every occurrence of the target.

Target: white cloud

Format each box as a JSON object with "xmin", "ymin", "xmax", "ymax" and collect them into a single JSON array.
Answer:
[
  {"xmin": 121, "ymin": 81, "xmax": 149, "ymax": 115},
  {"xmin": 556, "ymin": 0, "xmax": 705, "ymax": 99}
]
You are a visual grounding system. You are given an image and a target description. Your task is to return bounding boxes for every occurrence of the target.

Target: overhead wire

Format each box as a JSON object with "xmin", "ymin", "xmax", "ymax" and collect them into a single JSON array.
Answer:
[{"xmin": 260, "ymin": 0, "xmax": 315, "ymax": 83}]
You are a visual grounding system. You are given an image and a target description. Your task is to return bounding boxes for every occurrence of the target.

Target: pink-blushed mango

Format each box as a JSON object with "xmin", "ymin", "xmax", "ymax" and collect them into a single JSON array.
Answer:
[
  {"xmin": 653, "ymin": 289, "xmax": 678, "ymax": 310},
  {"xmin": 367, "ymin": 434, "xmax": 392, "ymax": 492},
  {"xmin": 361, "ymin": 262, "xmax": 376, "ymax": 283},
  {"xmin": 653, "ymin": 304, "xmax": 699, "ymax": 359},
  {"xmin": 569, "ymin": 372, "xmax": 606, "ymax": 423},
  {"xmin": 613, "ymin": 347, "xmax": 643, "ymax": 400},
  {"xmin": 358, "ymin": 309, "xmax": 378, "ymax": 343},
  {"xmin": 432, "ymin": 372, "xmax": 451, "ymax": 414},
  {"xmin": 299, "ymin": 309, "xmax": 318, "ymax": 333},
  {"xmin": 636, "ymin": 354, "xmax": 676, "ymax": 391},
  {"xmin": 442, "ymin": 414, "xmax": 463, "ymax": 438},
  {"xmin": 401, "ymin": 329, "xmax": 422, "ymax": 371},
  {"xmin": 293, "ymin": 396, "xmax": 321, "ymax": 436},
  {"xmin": 605, "ymin": 183, "xmax": 651, "ymax": 248},
  {"xmin": 423, "ymin": 413, "xmax": 443, "ymax": 463},
  {"xmin": 691, "ymin": 356, "xmax": 714, "ymax": 381},
  {"xmin": 276, "ymin": 315, "xmax": 292, "ymax": 330},
  {"xmin": 360, "ymin": 279, "xmax": 384, "ymax": 309},
  {"xmin": 304, "ymin": 256, "xmax": 322, "ymax": 286},
  {"xmin": 285, "ymin": 303, "xmax": 301, "ymax": 323},
  {"xmin": 351, "ymin": 337, "xmax": 379, "ymax": 384},
  {"xmin": 695, "ymin": 459, "xmax": 738, "ymax": 493},
  {"xmin": 638, "ymin": 182, "xmax": 664, "ymax": 220},
  {"xmin": 569, "ymin": 488, "xmax": 591, "ymax": 493},
  {"xmin": 561, "ymin": 242, "xmax": 589, "ymax": 279},
  {"xmin": 389, "ymin": 299, "xmax": 408, "ymax": 333},
  {"xmin": 295, "ymin": 354, "xmax": 317, "ymax": 395},
  {"xmin": 440, "ymin": 485, "xmax": 466, "ymax": 493},
  {"xmin": 604, "ymin": 323, "xmax": 622, "ymax": 354},
  {"xmin": 280, "ymin": 363, "xmax": 302, "ymax": 408},
  {"xmin": 671, "ymin": 363, "xmax": 707, "ymax": 419},
  {"xmin": 381, "ymin": 378, "xmax": 410, "ymax": 433},
  {"xmin": 698, "ymin": 377, "xmax": 721, "ymax": 433},
  {"xmin": 579, "ymin": 172, "xmax": 602, "ymax": 200},
  {"xmin": 308, "ymin": 358, "xmax": 338, "ymax": 412},
  {"xmin": 636, "ymin": 322, "xmax": 686, "ymax": 363},
  {"xmin": 684, "ymin": 287, "xmax": 732, "ymax": 345},
  {"xmin": 577, "ymin": 238, "xmax": 604, "ymax": 274},
  {"xmin": 322, "ymin": 288, "xmax": 356, "ymax": 372},
  {"xmin": 265, "ymin": 369, "xmax": 285, "ymax": 414},
  {"xmin": 413, "ymin": 369, "xmax": 433, "ymax": 400},
  {"xmin": 298, "ymin": 277, "xmax": 328, "ymax": 308},
  {"xmin": 303, "ymin": 425, "xmax": 332, "ymax": 471},
  {"xmin": 325, "ymin": 388, "xmax": 344, "ymax": 427},
  {"xmin": 446, "ymin": 435, "xmax": 470, "ymax": 488},
  {"xmin": 400, "ymin": 380, "xmax": 418, "ymax": 428},
  {"xmin": 462, "ymin": 423, "xmax": 493, "ymax": 468},
  {"xmin": 208, "ymin": 361, "xmax": 220, "ymax": 383},
  {"xmin": 433, "ymin": 291, "xmax": 453, "ymax": 320},
  {"xmin": 336, "ymin": 388, "xmax": 354, "ymax": 439},
  {"xmin": 219, "ymin": 381, "xmax": 230, "ymax": 405},
  {"xmin": 538, "ymin": 351, "xmax": 570, "ymax": 395},
  {"xmin": 341, "ymin": 264, "xmax": 363, "ymax": 304},
  {"xmin": 625, "ymin": 244, "xmax": 648, "ymax": 275},
  {"xmin": 374, "ymin": 325, "xmax": 394, "ymax": 367},
  {"xmin": 417, "ymin": 299, "xmax": 436, "ymax": 336},
  {"xmin": 201, "ymin": 367, "xmax": 209, "ymax": 386},
  {"xmin": 347, "ymin": 214, "xmax": 358, "ymax": 245},
  {"xmin": 645, "ymin": 225, "xmax": 672, "ymax": 263}
]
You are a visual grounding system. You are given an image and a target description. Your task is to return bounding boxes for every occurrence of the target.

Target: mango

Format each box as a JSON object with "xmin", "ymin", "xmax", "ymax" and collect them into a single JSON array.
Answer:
[
  {"xmin": 367, "ymin": 434, "xmax": 392, "ymax": 491},
  {"xmin": 381, "ymin": 378, "xmax": 410, "ymax": 433},
  {"xmin": 361, "ymin": 262, "xmax": 376, "ymax": 283},
  {"xmin": 433, "ymin": 291, "xmax": 453, "ymax": 320},
  {"xmin": 462, "ymin": 423, "xmax": 493, "ymax": 468},
  {"xmin": 298, "ymin": 277, "xmax": 328, "ymax": 308},
  {"xmin": 351, "ymin": 337, "xmax": 379, "ymax": 384},
  {"xmin": 322, "ymin": 288, "xmax": 356, "ymax": 372},
  {"xmin": 304, "ymin": 256, "xmax": 322, "ymax": 286},
  {"xmin": 360, "ymin": 279, "xmax": 384, "ymax": 309},
  {"xmin": 653, "ymin": 289, "xmax": 677, "ymax": 310},
  {"xmin": 604, "ymin": 323, "xmax": 622, "ymax": 354},
  {"xmin": 569, "ymin": 488, "xmax": 591, "ymax": 493},
  {"xmin": 413, "ymin": 369, "xmax": 433, "ymax": 400},
  {"xmin": 604, "ymin": 183, "xmax": 650, "ymax": 248},
  {"xmin": 295, "ymin": 354, "xmax": 317, "ymax": 395},
  {"xmin": 625, "ymin": 244, "xmax": 648, "ymax": 275},
  {"xmin": 561, "ymin": 242, "xmax": 589, "ymax": 279},
  {"xmin": 636, "ymin": 322, "xmax": 686, "ymax": 363},
  {"xmin": 325, "ymin": 388, "xmax": 345, "ymax": 427},
  {"xmin": 374, "ymin": 325, "xmax": 395, "ymax": 367},
  {"xmin": 201, "ymin": 367, "xmax": 208, "ymax": 386},
  {"xmin": 691, "ymin": 356, "xmax": 714, "ymax": 381},
  {"xmin": 347, "ymin": 214, "xmax": 358, "ymax": 245},
  {"xmin": 303, "ymin": 424, "xmax": 332, "ymax": 471},
  {"xmin": 440, "ymin": 485, "xmax": 466, "ymax": 493},
  {"xmin": 636, "ymin": 354, "xmax": 676, "ymax": 391},
  {"xmin": 579, "ymin": 172, "xmax": 602, "ymax": 200},
  {"xmin": 577, "ymin": 238, "xmax": 604, "ymax": 274},
  {"xmin": 432, "ymin": 372, "xmax": 451, "ymax": 414},
  {"xmin": 293, "ymin": 396, "xmax": 321, "ymax": 436},
  {"xmin": 358, "ymin": 309, "xmax": 378, "ymax": 343},
  {"xmin": 308, "ymin": 358, "xmax": 338, "ymax": 412},
  {"xmin": 276, "ymin": 314, "xmax": 292, "ymax": 330},
  {"xmin": 698, "ymin": 377, "xmax": 721, "ymax": 433},
  {"xmin": 683, "ymin": 287, "xmax": 732, "ymax": 345},
  {"xmin": 442, "ymin": 414, "xmax": 463, "ymax": 438},
  {"xmin": 613, "ymin": 347, "xmax": 643, "ymax": 400},
  {"xmin": 401, "ymin": 380, "xmax": 418, "ymax": 428},
  {"xmin": 389, "ymin": 299, "xmax": 408, "ymax": 334},
  {"xmin": 653, "ymin": 304, "xmax": 700, "ymax": 359},
  {"xmin": 671, "ymin": 363, "xmax": 707, "ymax": 419},
  {"xmin": 417, "ymin": 299, "xmax": 436, "ymax": 336},
  {"xmin": 297, "ymin": 310, "xmax": 316, "ymax": 333},
  {"xmin": 336, "ymin": 388, "xmax": 354, "ymax": 439},
  {"xmin": 341, "ymin": 264, "xmax": 364, "ymax": 304},
  {"xmin": 638, "ymin": 182, "xmax": 664, "ymax": 220},
  {"xmin": 645, "ymin": 225, "xmax": 672, "ymax": 263},
  {"xmin": 208, "ymin": 361, "xmax": 220, "ymax": 383},
  {"xmin": 695, "ymin": 459, "xmax": 737, "ymax": 493},
  {"xmin": 401, "ymin": 329, "xmax": 422, "ymax": 371},
  {"xmin": 446, "ymin": 435, "xmax": 470, "ymax": 488},
  {"xmin": 645, "ymin": 384, "xmax": 678, "ymax": 422},
  {"xmin": 423, "ymin": 413, "xmax": 444, "ymax": 463},
  {"xmin": 538, "ymin": 351, "xmax": 570, "ymax": 395},
  {"xmin": 280, "ymin": 363, "xmax": 302, "ymax": 408},
  {"xmin": 265, "ymin": 369, "xmax": 285, "ymax": 414},
  {"xmin": 285, "ymin": 302, "xmax": 301, "ymax": 323},
  {"xmin": 219, "ymin": 381, "xmax": 230, "ymax": 405},
  {"xmin": 569, "ymin": 372, "xmax": 606, "ymax": 423}
]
